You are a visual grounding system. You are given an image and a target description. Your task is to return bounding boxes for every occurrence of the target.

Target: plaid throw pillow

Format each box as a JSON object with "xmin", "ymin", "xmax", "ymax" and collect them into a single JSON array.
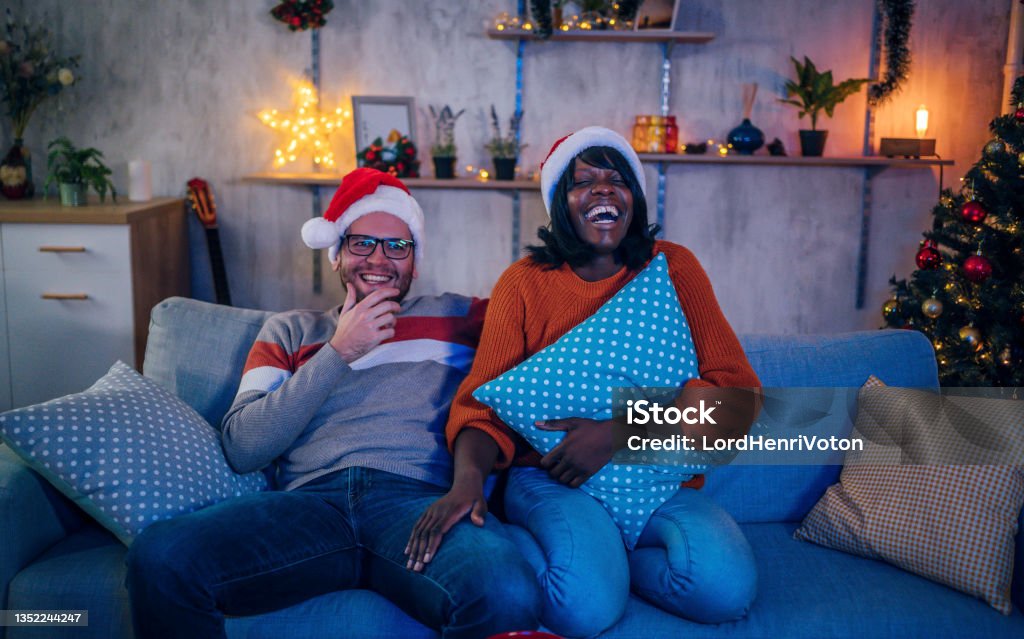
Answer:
[{"xmin": 794, "ymin": 375, "xmax": 1024, "ymax": 614}]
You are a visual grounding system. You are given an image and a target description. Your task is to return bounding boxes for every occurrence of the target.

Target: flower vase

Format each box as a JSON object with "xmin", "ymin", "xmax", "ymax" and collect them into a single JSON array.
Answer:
[
  {"xmin": 0, "ymin": 139, "xmax": 34, "ymax": 200},
  {"xmin": 727, "ymin": 119, "xmax": 765, "ymax": 155}
]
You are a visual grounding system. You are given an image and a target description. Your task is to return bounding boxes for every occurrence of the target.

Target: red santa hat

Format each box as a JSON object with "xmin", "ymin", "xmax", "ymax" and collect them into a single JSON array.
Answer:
[
  {"xmin": 539, "ymin": 126, "xmax": 646, "ymax": 216},
  {"xmin": 301, "ymin": 168, "xmax": 425, "ymax": 264}
]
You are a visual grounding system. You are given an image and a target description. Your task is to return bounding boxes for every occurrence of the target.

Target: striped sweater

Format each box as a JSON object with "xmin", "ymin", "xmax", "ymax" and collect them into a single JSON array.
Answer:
[{"xmin": 222, "ymin": 293, "xmax": 487, "ymax": 491}]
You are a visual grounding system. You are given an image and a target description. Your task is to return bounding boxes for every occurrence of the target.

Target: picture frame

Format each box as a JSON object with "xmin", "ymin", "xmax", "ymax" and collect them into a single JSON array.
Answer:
[
  {"xmin": 351, "ymin": 95, "xmax": 417, "ymax": 152},
  {"xmin": 634, "ymin": 0, "xmax": 681, "ymax": 31}
]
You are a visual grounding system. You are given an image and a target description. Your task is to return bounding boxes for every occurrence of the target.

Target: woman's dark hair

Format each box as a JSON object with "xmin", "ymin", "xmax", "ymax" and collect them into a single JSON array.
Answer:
[{"xmin": 526, "ymin": 145, "xmax": 659, "ymax": 270}]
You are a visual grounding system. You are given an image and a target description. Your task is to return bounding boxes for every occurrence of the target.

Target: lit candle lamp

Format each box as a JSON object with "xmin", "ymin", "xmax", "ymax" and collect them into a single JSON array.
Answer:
[{"xmin": 879, "ymin": 104, "xmax": 936, "ymax": 158}]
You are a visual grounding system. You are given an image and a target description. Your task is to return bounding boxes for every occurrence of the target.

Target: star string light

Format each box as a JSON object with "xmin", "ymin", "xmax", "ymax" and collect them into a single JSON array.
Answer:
[{"xmin": 257, "ymin": 81, "xmax": 350, "ymax": 169}]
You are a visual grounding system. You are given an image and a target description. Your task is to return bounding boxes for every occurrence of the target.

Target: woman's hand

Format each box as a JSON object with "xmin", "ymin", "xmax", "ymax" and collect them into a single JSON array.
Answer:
[
  {"xmin": 537, "ymin": 417, "xmax": 617, "ymax": 487},
  {"xmin": 405, "ymin": 480, "xmax": 487, "ymax": 572}
]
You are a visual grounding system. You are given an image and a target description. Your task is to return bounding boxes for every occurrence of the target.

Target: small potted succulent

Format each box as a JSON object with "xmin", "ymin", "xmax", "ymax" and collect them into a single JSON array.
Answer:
[
  {"xmin": 779, "ymin": 56, "xmax": 869, "ymax": 157},
  {"xmin": 43, "ymin": 137, "xmax": 116, "ymax": 206},
  {"xmin": 428, "ymin": 104, "xmax": 465, "ymax": 179},
  {"xmin": 485, "ymin": 105, "xmax": 526, "ymax": 181}
]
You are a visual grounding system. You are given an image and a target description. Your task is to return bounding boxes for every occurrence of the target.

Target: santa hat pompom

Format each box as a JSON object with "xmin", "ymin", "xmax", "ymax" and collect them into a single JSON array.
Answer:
[{"xmin": 302, "ymin": 217, "xmax": 343, "ymax": 250}]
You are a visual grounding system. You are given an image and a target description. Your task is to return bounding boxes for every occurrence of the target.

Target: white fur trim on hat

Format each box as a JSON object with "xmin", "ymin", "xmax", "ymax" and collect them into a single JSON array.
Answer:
[
  {"xmin": 539, "ymin": 126, "xmax": 646, "ymax": 216},
  {"xmin": 301, "ymin": 185, "xmax": 425, "ymax": 264}
]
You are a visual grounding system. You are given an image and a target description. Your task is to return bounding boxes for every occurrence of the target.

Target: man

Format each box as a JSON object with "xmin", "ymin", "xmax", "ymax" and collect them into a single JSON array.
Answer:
[{"xmin": 126, "ymin": 168, "xmax": 540, "ymax": 639}]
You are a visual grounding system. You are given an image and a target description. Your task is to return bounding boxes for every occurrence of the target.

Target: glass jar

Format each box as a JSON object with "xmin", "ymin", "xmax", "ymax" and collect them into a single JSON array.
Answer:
[
  {"xmin": 647, "ymin": 115, "xmax": 666, "ymax": 153},
  {"xmin": 665, "ymin": 116, "xmax": 679, "ymax": 154},
  {"xmin": 632, "ymin": 115, "xmax": 650, "ymax": 153}
]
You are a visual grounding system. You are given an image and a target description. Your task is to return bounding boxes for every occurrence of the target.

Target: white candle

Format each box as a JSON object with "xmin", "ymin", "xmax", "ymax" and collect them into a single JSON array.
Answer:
[{"xmin": 128, "ymin": 160, "xmax": 152, "ymax": 201}]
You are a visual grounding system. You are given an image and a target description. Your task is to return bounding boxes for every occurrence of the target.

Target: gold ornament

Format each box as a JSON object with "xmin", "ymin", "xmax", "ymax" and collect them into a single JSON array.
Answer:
[
  {"xmin": 999, "ymin": 347, "xmax": 1012, "ymax": 366},
  {"xmin": 1018, "ymin": 151, "xmax": 1024, "ymax": 167},
  {"xmin": 958, "ymin": 325, "xmax": 983, "ymax": 351},
  {"xmin": 983, "ymin": 138, "xmax": 1006, "ymax": 156},
  {"xmin": 882, "ymin": 298, "xmax": 900, "ymax": 320},
  {"xmin": 921, "ymin": 298, "xmax": 943, "ymax": 318}
]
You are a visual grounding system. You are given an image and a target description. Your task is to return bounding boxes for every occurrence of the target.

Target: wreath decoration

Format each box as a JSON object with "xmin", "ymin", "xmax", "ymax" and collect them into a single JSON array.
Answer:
[
  {"xmin": 357, "ymin": 132, "xmax": 421, "ymax": 179},
  {"xmin": 270, "ymin": 0, "xmax": 334, "ymax": 32}
]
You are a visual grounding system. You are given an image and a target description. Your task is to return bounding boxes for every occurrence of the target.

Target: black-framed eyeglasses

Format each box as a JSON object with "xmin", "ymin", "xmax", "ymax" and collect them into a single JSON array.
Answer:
[{"xmin": 342, "ymin": 234, "xmax": 416, "ymax": 260}]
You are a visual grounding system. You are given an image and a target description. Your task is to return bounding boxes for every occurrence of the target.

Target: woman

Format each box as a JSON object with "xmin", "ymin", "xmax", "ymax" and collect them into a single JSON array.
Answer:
[{"xmin": 406, "ymin": 127, "xmax": 760, "ymax": 637}]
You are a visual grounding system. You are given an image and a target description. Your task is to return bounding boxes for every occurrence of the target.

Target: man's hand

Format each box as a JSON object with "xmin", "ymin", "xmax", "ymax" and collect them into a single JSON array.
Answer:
[
  {"xmin": 405, "ymin": 481, "xmax": 487, "ymax": 572},
  {"xmin": 329, "ymin": 284, "xmax": 401, "ymax": 363},
  {"xmin": 537, "ymin": 417, "xmax": 617, "ymax": 487}
]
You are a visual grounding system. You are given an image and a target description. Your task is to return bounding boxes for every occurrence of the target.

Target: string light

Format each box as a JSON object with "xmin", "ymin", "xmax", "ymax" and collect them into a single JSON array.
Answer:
[{"xmin": 257, "ymin": 80, "xmax": 350, "ymax": 169}]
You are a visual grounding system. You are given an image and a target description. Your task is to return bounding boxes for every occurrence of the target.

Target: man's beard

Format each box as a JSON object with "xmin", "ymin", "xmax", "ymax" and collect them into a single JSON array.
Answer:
[{"xmin": 340, "ymin": 264, "xmax": 414, "ymax": 303}]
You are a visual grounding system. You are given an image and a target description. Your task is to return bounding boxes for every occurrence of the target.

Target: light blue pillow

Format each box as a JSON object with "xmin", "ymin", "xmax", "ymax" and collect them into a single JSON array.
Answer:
[
  {"xmin": 474, "ymin": 253, "xmax": 706, "ymax": 548},
  {"xmin": 0, "ymin": 361, "xmax": 267, "ymax": 545}
]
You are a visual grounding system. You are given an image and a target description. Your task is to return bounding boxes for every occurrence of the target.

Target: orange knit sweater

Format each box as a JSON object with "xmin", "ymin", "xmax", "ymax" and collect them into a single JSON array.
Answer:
[{"xmin": 446, "ymin": 240, "xmax": 761, "ymax": 468}]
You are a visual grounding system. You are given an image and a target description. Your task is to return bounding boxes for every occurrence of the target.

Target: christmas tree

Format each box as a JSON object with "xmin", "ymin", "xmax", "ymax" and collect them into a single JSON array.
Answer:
[{"xmin": 883, "ymin": 75, "xmax": 1024, "ymax": 386}]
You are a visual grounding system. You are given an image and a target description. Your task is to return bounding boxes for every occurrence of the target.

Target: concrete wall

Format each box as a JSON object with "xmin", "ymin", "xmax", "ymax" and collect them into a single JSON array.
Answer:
[{"xmin": 4, "ymin": 0, "xmax": 1011, "ymax": 333}]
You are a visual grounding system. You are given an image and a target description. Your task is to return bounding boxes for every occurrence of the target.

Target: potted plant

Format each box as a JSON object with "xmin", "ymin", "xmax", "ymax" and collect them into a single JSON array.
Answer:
[
  {"xmin": 779, "ymin": 56, "xmax": 868, "ymax": 157},
  {"xmin": 485, "ymin": 105, "xmax": 526, "ymax": 181},
  {"xmin": 428, "ymin": 104, "xmax": 465, "ymax": 179},
  {"xmin": 43, "ymin": 137, "xmax": 116, "ymax": 206}
]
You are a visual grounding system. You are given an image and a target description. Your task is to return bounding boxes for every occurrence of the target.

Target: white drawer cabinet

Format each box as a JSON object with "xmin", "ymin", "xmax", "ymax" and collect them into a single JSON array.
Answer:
[{"xmin": 0, "ymin": 198, "xmax": 188, "ymax": 410}]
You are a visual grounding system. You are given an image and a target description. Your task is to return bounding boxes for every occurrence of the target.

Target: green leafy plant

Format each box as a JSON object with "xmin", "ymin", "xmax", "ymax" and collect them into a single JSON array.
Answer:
[
  {"xmin": 779, "ymin": 56, "xmax": 869, "ymax": 131},
  {"xmin": 485, "ymin": 105, "xmax": 526, "ymax": 159},
  {"xmin": 44, "ymin": 137, "xmax": 116, "ymax": 201},
  {"xmin": 428, "ymin": 104, "xmax": 465, "ymax": 157}
]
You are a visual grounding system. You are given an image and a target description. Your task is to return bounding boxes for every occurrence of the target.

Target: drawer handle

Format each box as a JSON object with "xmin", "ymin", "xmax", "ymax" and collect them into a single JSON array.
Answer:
[
  {"xmin": 41, "ymin": 293, "xmax": 90, "ymax": 301},
  {"xmin": 38, "ymin": 246, "xmax": 87, "ymax": 253}
]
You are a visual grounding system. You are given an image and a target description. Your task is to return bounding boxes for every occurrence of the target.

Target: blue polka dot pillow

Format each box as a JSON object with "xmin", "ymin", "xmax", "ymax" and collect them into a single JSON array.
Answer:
[
  {"xmin": 473, "ymin": 253, "xmax": 706, "ymax": 549},
  {"xmin": 0, "ymin": 361, "xmax": 267, "ymax": 545}
]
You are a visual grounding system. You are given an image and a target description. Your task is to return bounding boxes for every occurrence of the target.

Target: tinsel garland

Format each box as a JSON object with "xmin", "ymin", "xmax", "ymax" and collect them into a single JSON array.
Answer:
[{"xmin": 868, "ymin": 0, "xmax": 914, "ymax": 106}]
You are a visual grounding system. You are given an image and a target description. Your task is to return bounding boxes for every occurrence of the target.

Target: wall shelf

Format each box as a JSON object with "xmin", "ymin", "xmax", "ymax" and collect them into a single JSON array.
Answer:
[
  {"xmin": 242, "ymin": 173, "xmax": 537, "ymax": 190},
  {"xmin": 637, "ymin": 154, "xmax": 954, "ymax": 168},
  {"xmin": 486, "ymin": 28, "xmax": 715, "ymax": 44}
]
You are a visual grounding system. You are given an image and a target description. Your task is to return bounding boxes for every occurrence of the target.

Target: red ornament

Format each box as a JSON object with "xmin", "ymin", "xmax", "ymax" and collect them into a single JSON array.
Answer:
[
  {"xmin": 915, "ymin": 239, "xmax": 942, "ymax": 270},
  {"xmin": 960, "ymin": 200, "xmax": 987, "ymax": 224},
  {"xmin": 962, "ymin": 253, "xmax": 993, "ymax": 283},
  {"xmin": 1016, "ymin": 107, "xmax": 1024, "ymax": 122}
]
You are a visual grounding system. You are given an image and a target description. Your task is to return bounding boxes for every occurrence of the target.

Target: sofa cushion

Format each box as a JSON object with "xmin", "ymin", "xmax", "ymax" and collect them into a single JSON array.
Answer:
[
  {"xmin": 8, "ymin": 524, "xmax": 437, "ymax": 639},
  {"xmin": 473, "ymin": 254, "xmax": 705, "ymax": 549},
  {"xmin": 605, "ymin": 522, "xmax": 1024, "ymax": 638},
  {"xmin": 0, "ymin": 362, "xmax": 267, "ymax": 545},
  {"xmin": 7, "ymin": 526, "xmax": 132, "ymax": 639},
  {"xmin": 144, "ymin": 297, "xmax": 272, "ymax": 428},
  {"xmin": 704, "ymin": 330, "xmax": 940, "ymax": 525}
]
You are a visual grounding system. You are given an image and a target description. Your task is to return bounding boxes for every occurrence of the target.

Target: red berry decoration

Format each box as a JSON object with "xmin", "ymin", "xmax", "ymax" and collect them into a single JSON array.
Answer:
[
  {"xmin": 1016, "ymin": 107, "xmax": 1024, "ymax": 123},
  {"xmin": 960, "ymin": 200, "xmax": 987, "ymax": 224},
  {"xmin": 962, "ymin": 253, "xmax": 993, "ymax": 283},
  {"xmin": 915, "ymin": 239, "xmax": 942, "ymax": 270}
]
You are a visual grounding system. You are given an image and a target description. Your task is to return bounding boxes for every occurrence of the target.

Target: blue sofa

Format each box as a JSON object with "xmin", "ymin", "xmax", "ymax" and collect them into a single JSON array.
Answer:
[{"xmin": 3, "ymin": 296, "xmax": 1023, "ymax": 638}]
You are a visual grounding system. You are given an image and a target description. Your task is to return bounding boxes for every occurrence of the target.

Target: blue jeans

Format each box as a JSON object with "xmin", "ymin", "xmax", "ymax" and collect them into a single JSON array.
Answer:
[
  {"xmin": 506, "ymin": 466, "xmax": 757, "ymax": 637},
  {"xmin": 127, "ymin": 467, "xmax": 540, "ymax": 639}
]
